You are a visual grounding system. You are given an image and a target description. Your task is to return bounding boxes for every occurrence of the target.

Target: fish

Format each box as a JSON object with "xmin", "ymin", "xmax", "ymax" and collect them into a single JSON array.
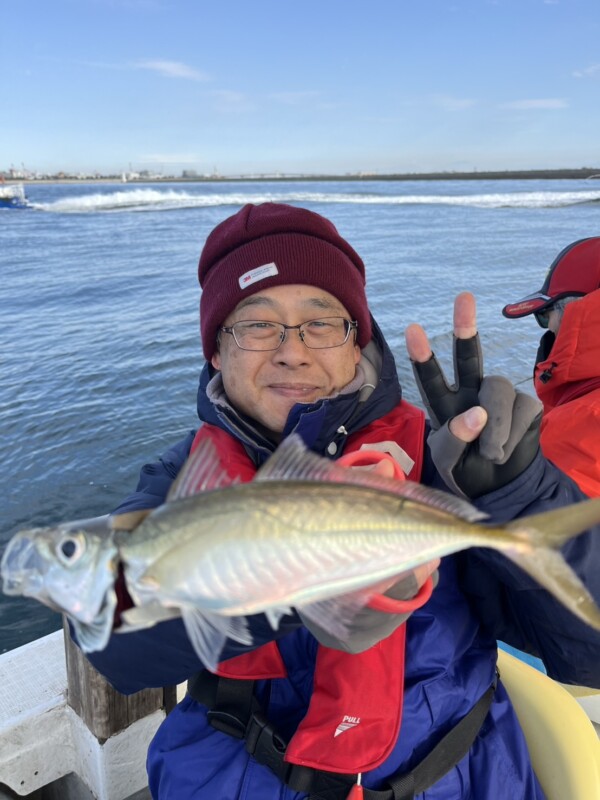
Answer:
[{"xmin": 2, "ymin": 433, "xmax": 600, "ymax": 671}]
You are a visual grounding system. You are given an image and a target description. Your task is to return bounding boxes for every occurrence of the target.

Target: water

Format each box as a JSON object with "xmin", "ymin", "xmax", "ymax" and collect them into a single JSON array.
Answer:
[{"xmin": 2, "ymin": 177, "xmax": 599, "ymax": 653}]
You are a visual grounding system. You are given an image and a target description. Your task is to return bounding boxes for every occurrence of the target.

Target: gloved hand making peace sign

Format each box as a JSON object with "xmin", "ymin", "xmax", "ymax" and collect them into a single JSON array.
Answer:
[{"xmin": 405, "ymin": 292, "xmax": 543, "ymax": 499}]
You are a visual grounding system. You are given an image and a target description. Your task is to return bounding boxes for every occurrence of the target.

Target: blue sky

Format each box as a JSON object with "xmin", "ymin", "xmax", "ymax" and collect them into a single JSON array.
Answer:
[{"xmin": 2, "ymin": 0, "xmax": 599, "ymax": 176}]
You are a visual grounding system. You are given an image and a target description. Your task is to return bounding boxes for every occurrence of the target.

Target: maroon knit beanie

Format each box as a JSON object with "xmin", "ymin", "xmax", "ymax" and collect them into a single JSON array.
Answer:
[{"xmin": 198, "ymin": 203, "xmax": 371, "ymax": 360}]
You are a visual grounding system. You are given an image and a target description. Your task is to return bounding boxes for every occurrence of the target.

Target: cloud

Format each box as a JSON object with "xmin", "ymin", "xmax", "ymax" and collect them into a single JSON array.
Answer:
[
  {"xmin": 431, "ymin": 95, "xmax": 476, "ymax": 111},
  {"xmin": 134, "ymin": 60, "xmax": 210, "ymax": 81},
  {"xmin": 500, "ymin": 98, "xmax": 568, "ymax": 110},
  {"xmin": 573, "ymin": 64, "xmax": 600, "ymax": 79}
]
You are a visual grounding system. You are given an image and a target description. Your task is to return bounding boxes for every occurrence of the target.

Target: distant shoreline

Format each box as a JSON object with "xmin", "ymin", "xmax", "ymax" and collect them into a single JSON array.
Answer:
[{"xmin": 9, "ymin": 167, "xmax": 600, "ymax": 185}]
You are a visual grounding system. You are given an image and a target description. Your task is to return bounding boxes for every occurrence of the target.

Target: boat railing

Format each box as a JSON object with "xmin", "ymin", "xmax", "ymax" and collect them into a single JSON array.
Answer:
[{"xmin": 0, "ymin": 620, "xmax": 179, "ymax": 799}]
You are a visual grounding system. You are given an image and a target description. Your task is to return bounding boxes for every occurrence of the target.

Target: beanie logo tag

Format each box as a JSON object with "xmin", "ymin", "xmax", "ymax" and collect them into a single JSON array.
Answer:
[{"xmin": 239, "ymin": 262, "xmax": 279, "ymax": 290}]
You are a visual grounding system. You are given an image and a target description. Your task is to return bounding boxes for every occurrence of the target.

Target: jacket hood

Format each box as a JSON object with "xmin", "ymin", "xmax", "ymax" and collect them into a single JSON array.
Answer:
[
  {"xmin": 196, "ymin": 316, "xmax": 403, "ymax": 465},
  {"xmin": 535, "ymin": 288, "xmax": 600, "ymax": 410}
]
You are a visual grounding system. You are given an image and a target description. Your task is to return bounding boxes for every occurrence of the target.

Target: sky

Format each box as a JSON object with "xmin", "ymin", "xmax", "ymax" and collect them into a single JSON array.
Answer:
[{"xmin": 2, "ymin": 0, "xmax": 600, "ymax": 177}]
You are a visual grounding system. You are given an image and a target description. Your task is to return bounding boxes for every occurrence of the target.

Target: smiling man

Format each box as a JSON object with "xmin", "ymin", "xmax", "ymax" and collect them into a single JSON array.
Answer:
[{"xmin": 83, "ymin": 203, "xmax": 599, "ymax": 800}]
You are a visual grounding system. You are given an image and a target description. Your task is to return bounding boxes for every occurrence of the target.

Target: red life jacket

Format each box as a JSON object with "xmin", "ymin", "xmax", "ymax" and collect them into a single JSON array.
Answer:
[
  {"xmin": 188, "ymin": 402, "xmax": 427, "ymax": 775},
  {"xmin": 535, "ymin": 290, "xmax": 600, "ymax": 499}
]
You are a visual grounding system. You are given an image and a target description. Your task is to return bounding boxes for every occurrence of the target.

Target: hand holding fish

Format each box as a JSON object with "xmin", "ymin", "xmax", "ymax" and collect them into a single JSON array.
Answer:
[{"xmin": 405, "ymin": 292, "xmax": 543, "ymax": 498}]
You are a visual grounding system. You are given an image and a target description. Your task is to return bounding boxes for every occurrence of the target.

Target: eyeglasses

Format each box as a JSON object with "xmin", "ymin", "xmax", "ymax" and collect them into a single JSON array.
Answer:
[
  {"xmin": 534, "ymin": 297, "xmax": 578, "ymax": 328},
  {"xmin": 220, "ymin": 317, "xmax": 358, "ymax": 351}
]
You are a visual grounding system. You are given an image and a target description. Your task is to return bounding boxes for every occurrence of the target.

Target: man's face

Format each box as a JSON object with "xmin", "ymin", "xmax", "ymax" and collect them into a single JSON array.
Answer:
[{"xmin": 211, "ymin": 284, "xmax": 362, "ymax": 436}]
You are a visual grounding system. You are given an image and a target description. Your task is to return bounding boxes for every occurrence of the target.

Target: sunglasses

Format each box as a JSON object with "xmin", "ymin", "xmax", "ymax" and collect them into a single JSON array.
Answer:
[{"xmin": 534, "ymin": 297, "xmax": 580, "ymax": 329}]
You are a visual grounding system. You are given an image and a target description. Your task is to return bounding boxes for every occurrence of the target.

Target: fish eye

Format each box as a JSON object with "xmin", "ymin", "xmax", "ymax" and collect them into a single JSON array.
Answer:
[{"xmin": 56, "ymin": 535, "xmax": 85, "ymax": 565}]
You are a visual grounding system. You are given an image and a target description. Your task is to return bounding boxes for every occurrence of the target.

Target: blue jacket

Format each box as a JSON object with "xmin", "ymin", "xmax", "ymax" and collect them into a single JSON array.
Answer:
[{"xmin": 86, "ymin": 320, "xmax": 600, "ymax": 800}]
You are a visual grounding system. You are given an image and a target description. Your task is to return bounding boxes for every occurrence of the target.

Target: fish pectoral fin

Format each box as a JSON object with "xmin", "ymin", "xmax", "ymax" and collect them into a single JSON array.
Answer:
[{"xmin": 181, "ymin": 608, "xmax": 253, "ymax": 672}]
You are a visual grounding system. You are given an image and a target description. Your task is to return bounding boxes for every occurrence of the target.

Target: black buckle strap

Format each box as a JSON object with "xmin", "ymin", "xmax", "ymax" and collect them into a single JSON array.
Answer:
[
  {"xmin": 188, "ymin": 669, "xmax": 498, "ymax": 800},
  {"xmin": 244, "ymin": 710, "xmax": 359, "ymax": 799},
  {"xmin": 188, "ymin": 671, "xmax": 358, "ymax": 797},
  {"xmin": 189, "ymin": 668, "xmax": 258, "ymax": 739},
  {"xmin": 206, "ymin": 708, "xmax": 248, "ymax": 738},
  {"xmin": 245, "ymin": 711, "xmax": 290, "ymax": 779}
]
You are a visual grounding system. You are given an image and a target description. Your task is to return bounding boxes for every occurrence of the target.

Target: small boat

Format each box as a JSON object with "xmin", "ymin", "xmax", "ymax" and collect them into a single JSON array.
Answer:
[{"xmin": 0, "ymin": 183, "xmax": 30, "ymax": 209}]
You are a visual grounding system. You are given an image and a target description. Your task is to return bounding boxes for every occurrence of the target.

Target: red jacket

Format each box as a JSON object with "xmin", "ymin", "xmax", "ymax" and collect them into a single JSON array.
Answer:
[{"xmin": 535, "ymin": 289, "xmax": 600, "ymax": 497}]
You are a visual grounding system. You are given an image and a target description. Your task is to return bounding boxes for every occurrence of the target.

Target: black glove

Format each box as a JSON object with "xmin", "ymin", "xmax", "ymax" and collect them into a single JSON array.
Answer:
[{"xmin": 412, "ymin": 334, "xmax": 543, "ymax": 498}]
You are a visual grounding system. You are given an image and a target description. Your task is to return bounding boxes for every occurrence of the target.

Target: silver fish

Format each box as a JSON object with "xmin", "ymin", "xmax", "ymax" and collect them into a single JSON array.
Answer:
[{"xmin": 3, "ymin": 434, "xmax": 600, "ymax": 670}]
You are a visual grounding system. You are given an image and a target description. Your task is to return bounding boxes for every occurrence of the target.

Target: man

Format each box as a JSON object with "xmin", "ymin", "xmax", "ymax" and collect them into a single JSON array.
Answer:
[
  {"xmin": 86, "ymin": 205, "xmax": 599, "ymax": 799},
  {"xmin": 503, "ymin": 236, "xmax": 600, "ymax": 497}
]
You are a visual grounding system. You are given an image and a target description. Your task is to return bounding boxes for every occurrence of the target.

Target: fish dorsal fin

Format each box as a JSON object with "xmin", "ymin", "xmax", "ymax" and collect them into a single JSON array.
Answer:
[
  {"xmin": 256, "ymin": 433, "xmax": 487, "ymax": 523},
  {"xmin": 167, "ymin": 437, "xmax": 240, "ymax": 502}
]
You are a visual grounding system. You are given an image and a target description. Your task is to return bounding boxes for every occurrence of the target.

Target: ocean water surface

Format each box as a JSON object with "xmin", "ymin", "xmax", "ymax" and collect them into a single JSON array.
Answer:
[{"xmin": 2, "ymin": 177, "xmax": 599, "ymax": 652}]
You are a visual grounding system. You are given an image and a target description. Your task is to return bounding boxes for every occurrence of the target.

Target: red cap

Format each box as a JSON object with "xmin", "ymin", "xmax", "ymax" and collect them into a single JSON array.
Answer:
[
  {"xmin": 198, "ymin": 203, "xmax": 371, "ymax": 360},
  {"xmin": 502, "ymin": 237, "xmax": 600, "ymax": 321}
]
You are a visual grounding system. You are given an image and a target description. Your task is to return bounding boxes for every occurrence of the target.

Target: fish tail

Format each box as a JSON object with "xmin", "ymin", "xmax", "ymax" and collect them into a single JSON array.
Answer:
[
  {"xmin": 505, "ymin": 497, "xmax": 600, "ymax": 549},
  {"xmin": 502, "ymin": 497, "xmax": 600, "ymax": 630}
]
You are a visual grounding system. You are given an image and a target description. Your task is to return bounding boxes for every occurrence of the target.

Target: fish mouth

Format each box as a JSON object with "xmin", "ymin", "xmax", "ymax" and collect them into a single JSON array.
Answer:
[{"xmin": 0, "ymin": 533, "xmax": 46, "ymax": 595}]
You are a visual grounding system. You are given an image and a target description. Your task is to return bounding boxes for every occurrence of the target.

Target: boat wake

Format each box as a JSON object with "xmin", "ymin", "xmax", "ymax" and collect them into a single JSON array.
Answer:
[{"xmin": 32, "ymin": 187, "xmax": 600, "ymax": 214}]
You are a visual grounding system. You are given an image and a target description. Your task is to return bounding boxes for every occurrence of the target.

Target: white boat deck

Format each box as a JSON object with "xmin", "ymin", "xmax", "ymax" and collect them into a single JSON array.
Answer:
[
  {"xmin": 0, "ymin": 631, "xmax": 67, "ymax": 725},
  {"xmin": 0, "ymin": 631, "xmax": 171, "ymax": 799}
]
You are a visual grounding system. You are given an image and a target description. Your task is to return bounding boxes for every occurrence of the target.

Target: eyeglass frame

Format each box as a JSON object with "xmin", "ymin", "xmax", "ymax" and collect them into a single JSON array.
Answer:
[{"xmin": 219, "ymin": 316, "xmax": 359, "ymax": 351}]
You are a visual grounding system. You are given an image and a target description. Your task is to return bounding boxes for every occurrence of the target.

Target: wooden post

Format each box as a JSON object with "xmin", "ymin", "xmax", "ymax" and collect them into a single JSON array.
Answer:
[{"xmin": 63, "ymin": 619, "xmax": 177, "ymax": 743}]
